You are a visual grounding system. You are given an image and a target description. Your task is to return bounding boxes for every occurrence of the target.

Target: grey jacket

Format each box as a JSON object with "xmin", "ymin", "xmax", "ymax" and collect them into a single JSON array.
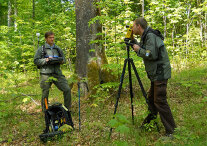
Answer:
[
  {"xmin": 133, "ymin": 27, "xmax": 171, "ymax": 81},
  {"xmin": 34, "ymin": 43, "xmax": 66, "ymax": 75}
]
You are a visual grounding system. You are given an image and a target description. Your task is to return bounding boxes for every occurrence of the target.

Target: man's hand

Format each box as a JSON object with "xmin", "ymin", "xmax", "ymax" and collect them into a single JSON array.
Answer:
[
  {"xmin": 133, "ymin": 44, "xmax": 140, "ymax": 53},
  {"xmin": 45, "ymin": 57, "xmax": 53, "ymax": 62}
]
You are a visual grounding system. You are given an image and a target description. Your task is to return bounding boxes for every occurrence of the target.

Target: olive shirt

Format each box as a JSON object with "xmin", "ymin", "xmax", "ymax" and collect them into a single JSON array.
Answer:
[
  {"xmin": 133, "ymin": 27, "xmax": 171, "ymax": 81},
  {"xmin": 34, "ymin": 43, "xmax": 66, "ymax": 75}
]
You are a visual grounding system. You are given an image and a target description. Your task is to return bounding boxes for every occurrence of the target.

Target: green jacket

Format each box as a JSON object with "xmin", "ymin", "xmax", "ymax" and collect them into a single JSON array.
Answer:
[
  {"xmin": 34, "ymin": 43, "xmax": 66, "ymax": 75},
  {"xmin": 134, "ymin": 27, "xmax": 171, "ymax": 81}
]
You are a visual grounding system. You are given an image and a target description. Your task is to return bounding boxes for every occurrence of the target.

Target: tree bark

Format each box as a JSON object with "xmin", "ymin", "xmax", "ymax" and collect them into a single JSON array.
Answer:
[
  {"xmin": 8, "ymin": 0, "xmax": 12, "ymax": 27},
  {"xmin": 75, "ymin": 0, "xmax": 95, "ymax": 91},
  {"xmin": 163, "ymin": 0, "xmax": 167, "ymax": 38},
  {"xmin": 141, "ymin": 0, "xmax": 144, "ymax": 17},
  {"xmin": 14, "ymin": 0, "xmax": 17, "ymax": 31},
  {"xmin": 75, "ymin": 0, "xmax": 108, "ymax": 96},
  {"xmin": 205, "ymin": 12, "xmax": 207, "ymax": 47},
  {"xmin": 33, "ymin": 0, "xmax": 35, "ymax": 21},
  {"xmin": 186, "ymin": 4, "xmax": 191, "ymax": 55},
  {"xmin": 200, "ymin": 19, "xmax": 203, "ymax": 45},
  {"xmin": 172, "ymin": 24, "xmax": 175, "ymax": 49}
]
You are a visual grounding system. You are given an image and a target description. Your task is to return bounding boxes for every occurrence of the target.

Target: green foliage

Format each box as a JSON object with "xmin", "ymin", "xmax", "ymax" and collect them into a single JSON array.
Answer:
[
  {"xmin": 113, "ymin": 140, "xmax": 128, "ymax": 146},
  {"xmin": 0, "ymin": 0, "xmax": 76, "ymax": 72},
  {"xmin": 108, "ymin": 114, "xmax": 130, "ymax": 134},
  {"xmin": 0, "ymin": 66, "xmax": 207, "ymax": 145},
  {"xmin": 0, "ymin": 0, "xmax": 207, "ymax": 145},
  {"xmin": 47, "ymin": 76, "xmax": 58, "ymax": 82},
  {"xmin": 174, "ymin": 126, "xmax": 200, "ymax": 142},
  {"xmin": 89, "ymin": 0, "xmax": 207, "ymax": 73}
]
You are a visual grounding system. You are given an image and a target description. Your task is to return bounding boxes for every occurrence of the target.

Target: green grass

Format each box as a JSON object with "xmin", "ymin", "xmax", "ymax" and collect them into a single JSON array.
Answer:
[{"xmin": 0, "ymin": 65, "xmax": 207, "ymax": 145}]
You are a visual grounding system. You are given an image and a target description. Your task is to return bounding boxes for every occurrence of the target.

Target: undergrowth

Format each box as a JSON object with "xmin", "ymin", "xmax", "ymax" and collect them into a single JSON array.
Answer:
[{"xmin": 0, "ymin": 64, "xmax": 207, "ymax": 145}]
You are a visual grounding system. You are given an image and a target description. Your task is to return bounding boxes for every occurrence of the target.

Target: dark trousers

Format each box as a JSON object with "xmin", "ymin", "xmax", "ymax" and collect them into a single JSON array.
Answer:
[
  {"xmin": 144, "ymin": 80, "xmax": 176, "ymax": 134},
  {"xmin": 40, "ymin": 74, "xmax": 71, "ymax": 112}
]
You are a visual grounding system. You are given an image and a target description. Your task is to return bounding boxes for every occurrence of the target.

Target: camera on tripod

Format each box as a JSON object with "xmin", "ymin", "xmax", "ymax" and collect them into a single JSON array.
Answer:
[
  {"xmin": 109, "ymin": 24, "xmax": 150, "ymax": 137},
  {"xmin": 124, "ymin": 25, "xmax": 134, "ymax": 47}
]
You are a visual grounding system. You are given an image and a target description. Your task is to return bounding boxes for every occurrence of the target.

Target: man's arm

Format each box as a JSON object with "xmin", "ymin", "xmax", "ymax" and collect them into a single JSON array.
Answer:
[
  {"xmin": 133, "ymin": 33, "xmax": 158, "ymax": 60},
  {"xmin": 34, "ymin": 47, "xmax": 47, "ymax": 66},
  {"xmin": 57, "ymin": 47, "xmax": 66, "ymax": 64}
]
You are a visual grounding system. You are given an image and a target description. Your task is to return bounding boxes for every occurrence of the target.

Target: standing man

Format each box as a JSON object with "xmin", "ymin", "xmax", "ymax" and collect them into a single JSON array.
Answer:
[
  {"xmin": 34, "ymin": 31, "xmax": 71, "ymax": 112},
  {"xmin": 132, "ymin": 18, "xmax": 176, "ymax": 136}
]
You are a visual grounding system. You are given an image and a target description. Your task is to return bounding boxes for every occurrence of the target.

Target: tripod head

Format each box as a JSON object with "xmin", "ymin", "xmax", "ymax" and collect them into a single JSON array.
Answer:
[{"xmin": 124, "ymin": 38, "xmax": 133, "ymax": 47}]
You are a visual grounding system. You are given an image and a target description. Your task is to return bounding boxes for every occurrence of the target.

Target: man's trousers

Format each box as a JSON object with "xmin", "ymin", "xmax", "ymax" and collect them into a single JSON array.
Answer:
[
  {"xmin": 143, "ymin": 80, "xmax": 176, "ymax": 134},
  {"xmin": 40, "ymin": 74, "xmax": 71, "ymax": 112}
]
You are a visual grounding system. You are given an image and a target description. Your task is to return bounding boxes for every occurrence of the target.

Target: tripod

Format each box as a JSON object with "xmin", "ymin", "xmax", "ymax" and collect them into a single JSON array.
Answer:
[{"xmin": 109, "ymin": 39, "xmax": 150, "ymax": 136}]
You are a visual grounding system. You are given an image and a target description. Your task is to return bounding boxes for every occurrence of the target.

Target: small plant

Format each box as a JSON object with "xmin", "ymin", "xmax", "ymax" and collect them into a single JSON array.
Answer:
[{"xmin": 108, "ymin": 114, "xmax": 130, "ymax": 145}]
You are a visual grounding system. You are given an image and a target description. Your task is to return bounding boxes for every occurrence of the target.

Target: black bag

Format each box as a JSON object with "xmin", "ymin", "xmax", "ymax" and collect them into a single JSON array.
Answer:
[{"xmin": 39, "ymin": 103, "xmax": 74, "ymax": 142}]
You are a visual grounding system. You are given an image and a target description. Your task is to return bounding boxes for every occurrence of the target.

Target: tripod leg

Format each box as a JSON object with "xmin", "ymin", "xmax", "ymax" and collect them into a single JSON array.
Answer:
[
  {"xmin": 109, "ymin": 59, "xmax": 128, "ymax": 137},
  {"xmin": 128, "ymin": 59, "xmax": 134, "ymax": 124},
  {"xmin": 130, "ymin": 59, "xmax": 148, "ymax": 104},
  {"xmin": 113, "ymin": 59, "xmax": 128, "ymax": 115}
]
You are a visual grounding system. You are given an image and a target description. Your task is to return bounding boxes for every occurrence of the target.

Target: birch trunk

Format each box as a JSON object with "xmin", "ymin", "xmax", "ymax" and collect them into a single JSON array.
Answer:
[
  {"xmin": 14, "ymin": 0, "xmax": 17, "ymax": 31},
  {"xmin": 141, "ymin": 0, "xmax": 144, "ymax": 17},
  {"xmin": 186, "ymin": 4, "xmax": 191, "ymax": 56},
  {"xmin": 8, "ymin": 0, "xmax": 12, "ymax": 27},
  {"xmin": 172, "ymin": 24, "xmax": 175, "ymax": 49},
  {"xmin": 163, "ymin": 1, "xmax": 167, "ymax": 38}
]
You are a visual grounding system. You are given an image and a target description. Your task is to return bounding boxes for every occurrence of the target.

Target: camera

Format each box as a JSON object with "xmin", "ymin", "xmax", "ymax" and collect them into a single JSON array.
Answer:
[
  {"xmin": 48, "ymin": 57, "xmax": 63, "ymax": 65},
  {"xmin": 125, "ymin": 25, "xmax": 133, "ymax": 40},
  {"xmin": 124, "ymin": 25, "xmax": 135, "ymax": 47}
]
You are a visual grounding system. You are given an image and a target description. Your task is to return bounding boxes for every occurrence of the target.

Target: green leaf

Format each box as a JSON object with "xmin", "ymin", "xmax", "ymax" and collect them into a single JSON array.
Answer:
[
  {"xmin": 116, "ymin": 114, "xmax": 130, "ymax": 124},
  {"xmin": 108, "ymin": 119, "xmax": 119, "ymax": 128},
  {"xmin": 22, "ymin": 97, "xmax": 30, "ymax": 103},
  {"xmin": 115, "ymin": 125, "xmax": 130, "ymax": 134},
  {"xmin": 114, "ymin": 140, "xmax": 128, "ymax": 146}
]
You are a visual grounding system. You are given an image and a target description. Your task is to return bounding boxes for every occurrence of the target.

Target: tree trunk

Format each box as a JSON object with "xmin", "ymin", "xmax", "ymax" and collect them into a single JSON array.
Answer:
[
  {"xmin": 141, "ymin": 0, "xmax": 144, "ymax": 17},
  {"xmin": 205, "ymin": 12, "xmax": 207, "ymax": 47},
  {"xmin": 75, "ymin": 0, "xmax": 108, "ymax": 96},
  {"xmin": 33, "ymin": 0, "xmax": 35, "ymax": 21},
  {"xmin": 197, "ymin": 0, "xmax": 203, "ymax": 46},
  {"xmin": 172, "ymin": 24, "xmax": 175, "ymax": 49},
  {"xmin": 163, "ymin": 0, "xmax": 167, "ymax": 38},
  {"xmin": 32, "ymin": 0, "xmax": 35, "ymax": 48},
  {"xmin": 14, "ymin": 0, "xmax": 17, "ymax": 31},
  {"xmin": 186, "ymin": 4, "xmax": 191, "ymax": 56},
  {"xmin": 200, "ymin": 19, "xmax": 203, "ymax": 45},
  {"xmin": 8, "ymin": 0, "xmax": 12, "ymax": 27}
]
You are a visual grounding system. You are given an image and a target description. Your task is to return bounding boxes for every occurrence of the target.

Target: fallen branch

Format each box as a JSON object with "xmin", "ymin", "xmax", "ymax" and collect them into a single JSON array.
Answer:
[{"xmin": 0, "ymin": 93, "xmax": 40, "ymax": 103}]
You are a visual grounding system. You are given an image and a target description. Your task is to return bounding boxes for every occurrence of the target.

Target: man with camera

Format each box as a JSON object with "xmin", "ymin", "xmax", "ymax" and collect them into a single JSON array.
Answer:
[
  {"xmin": 34, "ymin": 31, "xmax": 71, "ymax": 112},
  {"xmin": 131, "ymin": 17, "xmax": 176, "ymax": 137}
]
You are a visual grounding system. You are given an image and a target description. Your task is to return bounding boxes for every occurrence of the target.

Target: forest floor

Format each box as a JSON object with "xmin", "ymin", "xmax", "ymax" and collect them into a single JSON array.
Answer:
[{"xmin": 0, "ymin": 64, "xmax": 207, "ymax": 145}]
